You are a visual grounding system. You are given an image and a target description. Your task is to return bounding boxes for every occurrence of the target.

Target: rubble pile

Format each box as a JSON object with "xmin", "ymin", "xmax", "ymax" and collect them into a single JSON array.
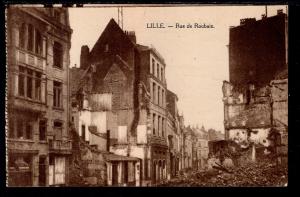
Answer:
[{"xmin": 159, "ymin": 161, "xmax": 287, "ymax": 187}]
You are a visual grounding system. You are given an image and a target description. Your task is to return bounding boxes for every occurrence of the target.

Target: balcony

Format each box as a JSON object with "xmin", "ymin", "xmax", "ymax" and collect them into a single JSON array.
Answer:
[
  {"xmin": 49, "ymin": 139, "xmax": 72, "ymax": 154},
  {"xmin": 147, "ymin": 134, "xmax": 167, "ymax": 147}
]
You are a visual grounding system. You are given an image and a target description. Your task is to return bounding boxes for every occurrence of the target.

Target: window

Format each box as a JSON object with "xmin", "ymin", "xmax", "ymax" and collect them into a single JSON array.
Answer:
[
  {"xmin": 152, "ymin": 114, "xmax": 156, "ymax": 135},
  {"xmin": 17, "ymin": 120, "xmax": 23, "ymax": 138},
  {"xmin": 81, "ymin": 125, "xmax": 86, "ymax": 141},
  {"xmin": 18, "ymin": 23, "xmax": 44, "ymax": 56},
  {"xmin": 18, "ymin": 66, "xmax": 43, "ymax": 101},
  {"xmin": 157, "ymin": 63, "xmax": 159, "ymax": 79},
  {"xmin": 162, "ymin": 89, "xmax": 164, "ymax": 107},
  {"xmin": 158, "ymin": 116, "xmax": 160, "ymax": 136},
  {"xmin": 27, "ymin": 24, "xmax": 34, "ymax": 52},
  {"xmin": 104, "ymin": 44, "xmax": 109, "ymax": 52},
  {"xmin": 19, "ymin": 23, "xmax": 26, "ymax": 49},
  {"xmin": 162, "ymin": 118, "xmax": 165, "ymax": 137},
  {"xmin": 25, "ymin": 124, "xmax": 32, "ymax": 139},
  {"xmin": 158, "ymin": 86, "xmax": 160, "ymax": 106},
  {"xmin": 54, "ymin": 10, "xmax": 61, "ymax": 21},
  {"xmin": 152, "ymin": 59, "xmax": 155, "ymax": 75},
  {"xmin": 54, "ymin": 121, "xmax": 63, "ymax": 140},
  {"xmin": 15, "ymin": 118, "xmax": 32, "ymax": 140},
  {"xmin": 152, "ymin": 83, "xmax": 156, "ymax": 103},
  {"xmin": 39, "ymin": 120, "xmax": 46, "ymax": 141},
  {"xmin": 35, "ymin": 30, "xmax": 42, "ymax": 55},
  {"xmin": 161, "ymin": 68, "xmax": 164, "ymax": 81},
  {"xmin": 53, "ymin": 81, "xmax": 62, "ymax": 108},
  {"xmin": 9, "ymin": 118, "xmax": 14, "ymax": 138},
  {"xmin": 53, "ymin": 42, "xmax": 63, "ymax": 68},
  {"xmin": 35, "ymin": 72, "xmax": 42, "ymax": 101},
  {"xmin": 18, "ymin": 67, "xmax": 25, "ymax": 96},
  {"xmin": 27, "ymin": 69, "xmax": 33, "ymax": 99}
]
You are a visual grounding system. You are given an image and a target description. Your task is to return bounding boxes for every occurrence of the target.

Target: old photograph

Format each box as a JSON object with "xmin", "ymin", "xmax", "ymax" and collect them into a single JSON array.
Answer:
[{"xmin": 5, "ymin": 4, "xmax": 288, "ymax": 187}]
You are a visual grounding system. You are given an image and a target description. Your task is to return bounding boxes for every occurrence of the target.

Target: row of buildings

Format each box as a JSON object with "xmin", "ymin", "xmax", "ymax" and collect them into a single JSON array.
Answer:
[{"xmin": 6, "ymin": 6, "xmax": 212, "ymax": 187}]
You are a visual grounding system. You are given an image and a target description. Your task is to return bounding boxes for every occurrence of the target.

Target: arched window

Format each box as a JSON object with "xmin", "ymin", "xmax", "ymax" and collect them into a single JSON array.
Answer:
[{"xmin": 19, "ymin": 23, "xmax": 26, "ymax": 49}]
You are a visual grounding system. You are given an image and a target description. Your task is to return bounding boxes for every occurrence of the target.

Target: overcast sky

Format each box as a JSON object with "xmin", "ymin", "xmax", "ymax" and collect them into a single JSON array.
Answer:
[{"xmin": 69, "ymin": 5, "xmax": 287, "ymax": 132}]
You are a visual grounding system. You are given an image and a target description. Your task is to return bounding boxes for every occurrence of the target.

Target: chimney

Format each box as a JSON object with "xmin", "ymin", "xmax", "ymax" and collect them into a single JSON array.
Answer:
[
  {"xmin": 277, "ymin": 9, "xmax": 283, "ymax": 15},
  {"xmin": 125, "ymin": 31, "xmax": 136, "ymax": 44},
  {"xmin": 240, "ymin": 18, "xmax": 256, "ymax": 25},
  {"xmin": 80, "ymin": 45, "xmax": 90, "ymax": 70},
  {"xmin": 106, "ymin": 130, "xmax": 110, "ymax": 152}
]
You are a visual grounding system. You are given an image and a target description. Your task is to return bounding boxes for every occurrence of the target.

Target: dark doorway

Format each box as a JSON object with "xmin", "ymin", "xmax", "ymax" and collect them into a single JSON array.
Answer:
[
  {"xmin": 152, "ymin": 161, "xmax": 156, "ymax": 184},
  {"xmin": 112, "ymin": 163, "xmax": 118, "ymax": 185},
  {"xmin": 39, "ymin": 156, "xmax": 46, "ymax": 186}
]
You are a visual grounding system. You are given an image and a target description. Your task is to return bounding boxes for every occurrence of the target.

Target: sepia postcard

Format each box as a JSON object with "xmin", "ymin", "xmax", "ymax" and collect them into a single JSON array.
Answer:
[{"xmin": 5, "ymin": 4, "xmax": 288, "ymax": 187}]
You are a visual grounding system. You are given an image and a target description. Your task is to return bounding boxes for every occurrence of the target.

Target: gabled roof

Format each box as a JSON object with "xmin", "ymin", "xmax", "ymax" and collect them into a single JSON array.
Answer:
[{"xmin": 90, "ymin": 18, "xmax": 136, "ymax": 55}]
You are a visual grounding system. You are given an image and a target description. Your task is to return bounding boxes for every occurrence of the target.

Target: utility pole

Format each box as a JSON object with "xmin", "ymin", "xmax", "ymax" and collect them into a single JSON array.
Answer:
[
  {"xmin": 117, "ymin": 7, "xmax": 123, "ymax": 30},
  {"xmin": 265, "ymin": 5, "xmax": 268, "ymax": 17}
]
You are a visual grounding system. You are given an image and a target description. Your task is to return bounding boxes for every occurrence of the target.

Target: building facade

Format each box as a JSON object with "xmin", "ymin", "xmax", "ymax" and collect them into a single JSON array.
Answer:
[
  {"xmin": 166, "ymin": 90, "xmax": 181, "ymax": 179},
  {"xmin": 7, "ymin": 6, "xmax": 73, "ymax": 186},
  {"xmin": 223, "ymin": 10, "xmax": 288, "ymax": 162},
  {"xmin": 70, "ymin": 19, "xmax": 169, "ymax": 186}
]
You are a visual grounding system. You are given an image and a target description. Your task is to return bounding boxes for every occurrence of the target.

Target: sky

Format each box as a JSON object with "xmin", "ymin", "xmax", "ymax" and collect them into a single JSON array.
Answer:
[{"xmin": 69, "ymin": 5, "xmax": 287, "ymax": 132}]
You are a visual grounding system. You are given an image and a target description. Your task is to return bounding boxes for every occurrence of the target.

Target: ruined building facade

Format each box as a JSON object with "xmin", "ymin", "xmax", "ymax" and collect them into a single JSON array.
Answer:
[
  {"xmin": 223, "ymin": 10, "xmax": 288, "ymax": 163},
  {"xmin": 7, "ymin": 7, "xmax": 73, "ymax": 186},
  {"xmin": 70, "ymin": 19, "xmax": 169, "ymax": 186}
]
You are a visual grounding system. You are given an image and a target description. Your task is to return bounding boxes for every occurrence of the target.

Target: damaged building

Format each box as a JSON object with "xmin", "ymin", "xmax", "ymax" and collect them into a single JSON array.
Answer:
[
  {"xmin": 6, "ymin": 7, "xmax": 73, "ymax": 186},
  {"xmin": 70, "ymin": 18, "xmax": 172, "ymax": 186},
  {"xmin": 222, "ymin": 10, "xmax": 288, "ymax": 164}
]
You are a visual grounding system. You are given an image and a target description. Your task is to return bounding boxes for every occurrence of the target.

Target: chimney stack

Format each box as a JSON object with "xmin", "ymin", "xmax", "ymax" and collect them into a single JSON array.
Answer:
[
  {"xmin": 80, "ymin": 45, "xmax": 90, "ymax": 70},
  {"xmin": 125, "ymin": 31, "xmax": 136, "ymax": 44},
  {"xmin": 277, "ymin": 9, "xmax": 283, "ymax": 15}
]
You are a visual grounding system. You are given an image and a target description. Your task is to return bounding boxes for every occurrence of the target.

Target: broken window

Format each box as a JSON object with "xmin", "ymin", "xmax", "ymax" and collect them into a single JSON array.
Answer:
[
  {"xmin": 53, "ymin": 81, "xmax": 62, "ymax": 108},
  {"xmin": 53, "ymin": 41, "xmax": 63, "ymax": 68},
  {"xmin": 39, "ymin": 119, "xmax": 46, "ymax": 141}
]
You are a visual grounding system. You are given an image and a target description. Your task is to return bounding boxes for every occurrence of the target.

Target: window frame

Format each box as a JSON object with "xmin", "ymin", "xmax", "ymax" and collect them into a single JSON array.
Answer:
[
  {"xmin": 53, "ymin": 81, "xmax": 63, "ymax": 109},
  {"xmin": 53, "ymin": 41, "xmax": 63, "ymax": 69}
]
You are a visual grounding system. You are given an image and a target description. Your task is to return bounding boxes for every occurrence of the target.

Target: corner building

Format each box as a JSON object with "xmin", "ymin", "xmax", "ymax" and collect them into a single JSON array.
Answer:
[{"xmin": 7, "ymin": 6, "xmax": 72, "ymax": 186}]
